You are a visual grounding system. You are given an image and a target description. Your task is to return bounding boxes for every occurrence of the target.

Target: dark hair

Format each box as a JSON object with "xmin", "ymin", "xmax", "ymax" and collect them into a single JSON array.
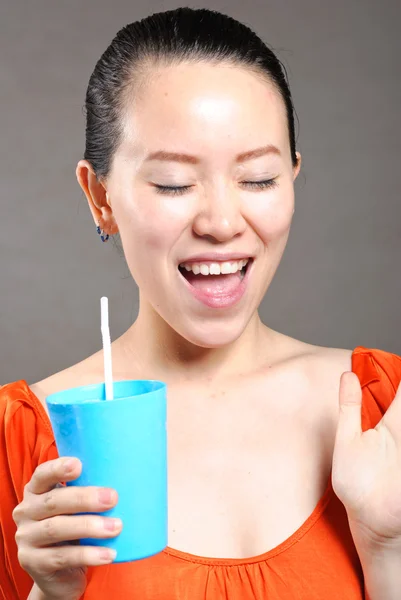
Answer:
[{"xmin": 84, "ymin": 7, "xmax": 298, "ymax": 181}]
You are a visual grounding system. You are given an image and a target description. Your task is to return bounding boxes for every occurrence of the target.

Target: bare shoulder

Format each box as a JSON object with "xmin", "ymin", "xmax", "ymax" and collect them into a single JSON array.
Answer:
[
  {"xmin": 266, "ymin": 330, "xmax": 353, "ymax": 389},
  {"xmin": 303, "ymin": 343, "xmax": 353, "ymax": 370},
  {"xmin": 30, "ymin": 350, "xmax": 104, "ymax": 411}
]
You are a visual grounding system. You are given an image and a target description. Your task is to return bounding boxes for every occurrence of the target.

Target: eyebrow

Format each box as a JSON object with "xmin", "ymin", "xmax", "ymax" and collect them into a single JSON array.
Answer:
[{"xmin": 144, "ymin": 144, "xmax": 281, "ymax": 165}]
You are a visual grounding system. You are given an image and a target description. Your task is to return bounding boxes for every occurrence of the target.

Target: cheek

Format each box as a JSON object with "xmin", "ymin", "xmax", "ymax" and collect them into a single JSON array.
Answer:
[
  {"xmin": 246, "ymin": 186, "xmax": 294, "ymax": 243},
  {"xmin": 115, "ymin": 194, "xmax": 191, "ymax": 267}
]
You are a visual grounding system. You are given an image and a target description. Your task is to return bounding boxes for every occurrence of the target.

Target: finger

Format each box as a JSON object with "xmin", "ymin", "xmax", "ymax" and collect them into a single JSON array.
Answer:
[
  {"xmin": 335, "ymin": 371, "xmax": 362, "ymax": 447},
  {"xmin": 21, "ymin": 513, "xmax": 123, "ymax": 546},
  {"xmin": 26, "ymin": 458, "xmax": 82, "ymax": 495},
  {"xmin": 17, "ymin": 543, "xmax": 116, "ymax": 575},
  {"xmin": 28, "ymin": 486, "xmax": 118, "ymax": 521}
]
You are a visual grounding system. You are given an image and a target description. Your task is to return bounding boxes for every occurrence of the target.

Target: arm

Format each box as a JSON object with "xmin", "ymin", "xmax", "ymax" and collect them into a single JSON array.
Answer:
[{"xmin": 361, "ymin": 551, "xmax": 401, "ymax": 600}]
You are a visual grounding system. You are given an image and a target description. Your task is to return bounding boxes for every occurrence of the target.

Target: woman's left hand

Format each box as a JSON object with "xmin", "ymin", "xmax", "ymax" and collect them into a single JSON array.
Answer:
[{"xmin": 332, "ymin": 371, "xmax": 401, "ymax": 555}]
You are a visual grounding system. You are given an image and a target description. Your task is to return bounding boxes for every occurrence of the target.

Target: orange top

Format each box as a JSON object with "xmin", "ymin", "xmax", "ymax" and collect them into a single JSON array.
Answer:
[{"xmin": 1, "ymin": 346, "xmax": 401, "ymax": 600}]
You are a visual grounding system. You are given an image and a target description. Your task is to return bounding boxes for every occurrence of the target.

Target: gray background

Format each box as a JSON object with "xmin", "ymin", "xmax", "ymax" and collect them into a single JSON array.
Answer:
[{"xmin": 1, "ymin": 0, "xmax": 400, "ymax": 384}]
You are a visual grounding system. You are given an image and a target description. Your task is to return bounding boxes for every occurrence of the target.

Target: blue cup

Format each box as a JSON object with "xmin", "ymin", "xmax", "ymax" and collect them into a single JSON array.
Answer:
[{"xmin": 46, "ymin": 379, "xmax": 167, "ymax": 563}]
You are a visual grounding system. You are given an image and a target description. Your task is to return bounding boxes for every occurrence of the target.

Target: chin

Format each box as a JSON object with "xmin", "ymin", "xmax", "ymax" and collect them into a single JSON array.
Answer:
[{"xmin": 170, "ymin": 314, "xmax": 251, "ymax": 349}]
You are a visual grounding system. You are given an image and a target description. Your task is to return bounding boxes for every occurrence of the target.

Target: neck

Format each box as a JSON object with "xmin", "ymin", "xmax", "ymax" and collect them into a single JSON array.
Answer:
[{"xmin": 114, "ymin": 298, "xmax": 272, "ymax": 384}]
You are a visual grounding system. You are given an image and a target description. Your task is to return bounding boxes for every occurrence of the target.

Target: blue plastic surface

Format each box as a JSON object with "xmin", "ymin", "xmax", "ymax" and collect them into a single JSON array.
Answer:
[{"xmin": 46, "ymin": 380, "xmax": 167, "ymax": 563}]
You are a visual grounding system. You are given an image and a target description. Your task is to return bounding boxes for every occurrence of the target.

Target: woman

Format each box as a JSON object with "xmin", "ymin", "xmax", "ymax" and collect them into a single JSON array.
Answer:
[{"xmin": 1, "ymin": 7, "xmax": 400, "ymax": 600}]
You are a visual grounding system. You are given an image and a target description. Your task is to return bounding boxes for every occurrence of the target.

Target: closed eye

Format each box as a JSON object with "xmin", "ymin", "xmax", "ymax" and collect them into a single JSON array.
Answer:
[{"xmin": 153, "ymin": 179, "xmax": 278, "ymax": 196}]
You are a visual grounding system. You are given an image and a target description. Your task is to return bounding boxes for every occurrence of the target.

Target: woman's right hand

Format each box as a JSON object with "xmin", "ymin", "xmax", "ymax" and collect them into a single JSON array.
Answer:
[{"xmin": 12, "ymin": 457, "xmax": 122, "ymax": 600}]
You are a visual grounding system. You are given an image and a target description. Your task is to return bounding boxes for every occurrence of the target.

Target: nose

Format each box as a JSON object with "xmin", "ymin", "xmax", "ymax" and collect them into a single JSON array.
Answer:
[{"xmin": 192, "ymin": 184, "xmax": 247, "ymax": 243}]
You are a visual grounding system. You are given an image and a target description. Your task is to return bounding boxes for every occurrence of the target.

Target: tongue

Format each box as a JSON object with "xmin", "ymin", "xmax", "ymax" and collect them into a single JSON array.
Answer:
[{"xmin": 182, "ymin": 271, "xmax": 242, "ymax": 295}]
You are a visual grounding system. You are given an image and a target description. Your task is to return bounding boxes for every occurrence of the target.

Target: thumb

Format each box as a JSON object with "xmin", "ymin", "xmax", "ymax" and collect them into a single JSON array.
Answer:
[{"xmin": 335, "ymin": 371, "xmax": 363, "ymax": 449}]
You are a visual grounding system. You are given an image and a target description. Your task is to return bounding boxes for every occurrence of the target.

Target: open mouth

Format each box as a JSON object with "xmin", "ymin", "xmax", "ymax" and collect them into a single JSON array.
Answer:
[{"xmin": 176, "ymin": 258, "xmax": 254, "ymax": 310}]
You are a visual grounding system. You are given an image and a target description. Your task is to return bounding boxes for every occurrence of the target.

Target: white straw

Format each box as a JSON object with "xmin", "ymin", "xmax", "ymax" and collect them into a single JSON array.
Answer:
[{"xmin": 100, "ymin": 296, "xmax": 114, "ymax": 401}]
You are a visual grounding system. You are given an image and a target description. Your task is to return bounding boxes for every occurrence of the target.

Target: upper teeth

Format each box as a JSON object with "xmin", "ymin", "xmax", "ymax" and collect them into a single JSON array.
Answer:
[{"xmin": 179, "ymin": 258, "xmax": 249, "ymax": 276}]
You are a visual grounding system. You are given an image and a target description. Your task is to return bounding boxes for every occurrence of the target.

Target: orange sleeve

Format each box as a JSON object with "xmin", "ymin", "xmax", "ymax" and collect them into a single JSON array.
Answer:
[
  {"xmin": 367, "ymin": 348, "xmax": 401, "ymax": 408},
  {"xmin": 353, "ymin": 347, "xmax": 401, "ymax": 431},
  {"xmin": 0, "ymin": 383, "xmax": 58, "ymax": 600}
]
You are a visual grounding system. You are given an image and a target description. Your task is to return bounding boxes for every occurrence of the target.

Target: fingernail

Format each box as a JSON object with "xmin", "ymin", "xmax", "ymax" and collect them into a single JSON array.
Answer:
[
  {"xmin": 98, "ymin": 489, "xmax": 116, "ymax": 505},
  {"xmin": 99, "ymin": 548, "xmax": 116, "ymax": 562},
  {"xmin": 104, "ymin": 518, "xmax": 122, "ymax": 531},
  {"xmin": 63, "ymin": 459, "xmax": 75, "ymax": 474}
]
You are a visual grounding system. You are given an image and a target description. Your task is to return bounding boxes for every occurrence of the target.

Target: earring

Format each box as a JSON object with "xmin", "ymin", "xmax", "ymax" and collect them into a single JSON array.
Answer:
[{"xmin": 96, "ymin": 222, "xmax": 109, "ymax": 242}]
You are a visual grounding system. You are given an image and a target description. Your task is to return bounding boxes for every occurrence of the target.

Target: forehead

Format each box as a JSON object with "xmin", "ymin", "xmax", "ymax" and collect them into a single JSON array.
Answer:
[{"xmin": 119, "ymin": 62, "xmax": 289, "ymax": 159}]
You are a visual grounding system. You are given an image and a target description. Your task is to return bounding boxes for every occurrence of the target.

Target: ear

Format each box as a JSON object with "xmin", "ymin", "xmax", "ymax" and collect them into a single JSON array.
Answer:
[
  {"xmin": 293, "ymin": 151, "xmax": 302, "ymax": 181},
  {"xmin": 75, "ymin": 160, "xmax": 119, "ymax": 235}
]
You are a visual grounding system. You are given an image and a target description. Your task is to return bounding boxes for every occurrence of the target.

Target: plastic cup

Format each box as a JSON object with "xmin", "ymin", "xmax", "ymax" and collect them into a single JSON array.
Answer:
[{"xmin": 45, "ymin": 379, "xmax": 167, "ymax": 563}]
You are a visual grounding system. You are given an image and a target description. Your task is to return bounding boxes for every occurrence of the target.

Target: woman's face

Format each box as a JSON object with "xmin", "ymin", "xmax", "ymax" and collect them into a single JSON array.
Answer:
[{"xmin": 104, "ymin": 62, "xmax": 300, "ymax": 347}]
